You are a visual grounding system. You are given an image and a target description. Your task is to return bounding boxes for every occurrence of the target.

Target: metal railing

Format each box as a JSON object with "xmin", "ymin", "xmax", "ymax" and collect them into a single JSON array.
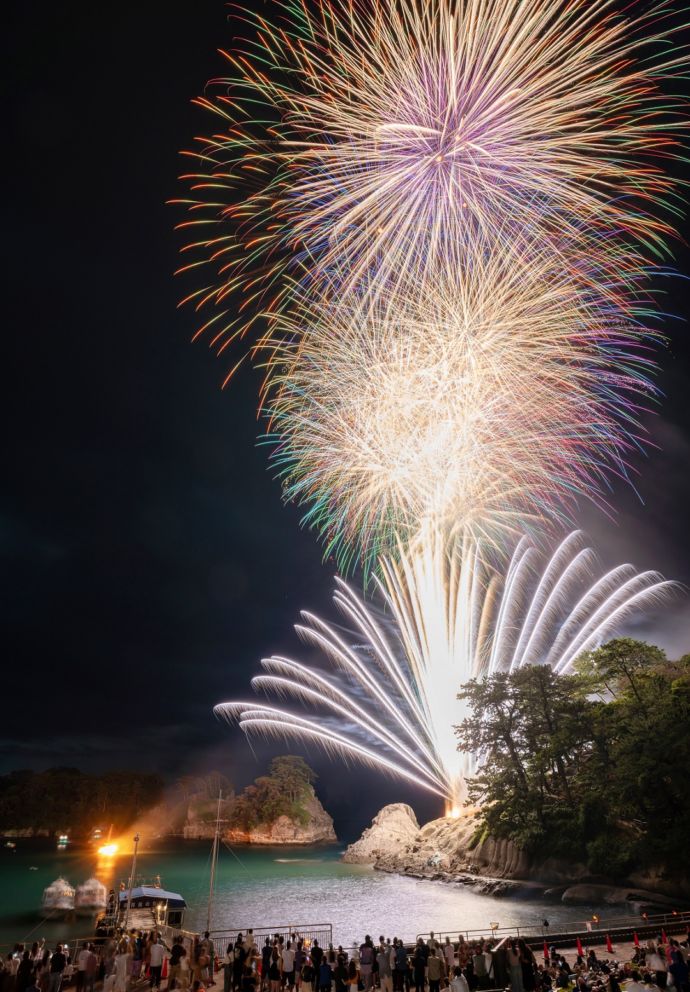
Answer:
[
  {"xmin": 416, "ymin": 908, "xmax": 690, "ymax": 945},
  {"xmin": 207, "ymin": 924, "xmax": 334, "ymax": 959}
]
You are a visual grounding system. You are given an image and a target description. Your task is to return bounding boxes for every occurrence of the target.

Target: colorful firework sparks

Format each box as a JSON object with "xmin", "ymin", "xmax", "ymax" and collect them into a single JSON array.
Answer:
[
  {"xmin": 173, "ymin": 0, "xmax": 688, "ymax": 356},
  {"xmin": 215, "ymin": 530, "xmax": 677, "ymax": 808},
  {"xmin": 263, "ymin": 239, "xmax": 663, "ymax": 572}
]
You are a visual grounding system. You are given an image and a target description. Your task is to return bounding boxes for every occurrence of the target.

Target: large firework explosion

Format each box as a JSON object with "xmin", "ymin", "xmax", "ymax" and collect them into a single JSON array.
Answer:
[
  {"xmin": 174, "ymin": 0, "xmax": 688, "ymax": 358},
  {"xmin": 264, "ymin": 239, "xmax": 663, "ymax": 571}
]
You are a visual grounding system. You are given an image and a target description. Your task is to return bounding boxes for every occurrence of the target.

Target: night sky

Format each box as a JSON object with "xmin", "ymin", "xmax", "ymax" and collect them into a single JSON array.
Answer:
[{"xmin": 4, "ymin": 1, "xmax": 690, "ymax": 839}]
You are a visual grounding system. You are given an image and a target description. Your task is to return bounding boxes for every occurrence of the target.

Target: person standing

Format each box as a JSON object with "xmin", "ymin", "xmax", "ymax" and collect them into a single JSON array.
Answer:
[
  {"xmin": 169, "ymin": 938, "xmax": 188, "ymax": 992},
  {"xmin": 48, "ymin": 947, "xmax": 69, "ymax": 992},
  {"xmin": 517, "ymin": 941, "xmax": 535, "ymax": 992},
  {"xmin": 377, "ymin": 945, "xmax": 393, "ymax": 992},
  {"xmin": 84, "ymin": 947, "xmax": 98, "ymax": 992},
  {"xmin": 294, "ymin": 943, "xmax": 306, "ymax": 992},
  {"xmin": 318, "ymin": 960, "xmax": 331, "ymax": 992},
  {"xmin": 412, "ymin": 941, "xmax": 426, "ymax": 992},
  {"xmin": 300, "ymin": 958, "xmax": 314, "ymax": 992},
  {"xmin": 359, "ymin": 939, "xmax": 375, "ymax": 992},
  {"xmin": 507, "ymin": 942, "xmax": 523, "ymax": 992},
  {"xmin": 471, "ymin": 948, "xmax": 486, "ymax": 992},
  {"xmin": 260, "ymin": 944, "xmax": 272, "ymax": 992},
  {"xmin": 201, "ymin": 934, "xmax": 215, "ymax": 988},
  {"xmin": 427, "ymin": 950, "xmax": 442, "ymax": 992},
  {"xmin": 113, "ymin": 943, "xmax": 130, "ymax": 992},
  {"xmin": 148, "ymin": 935, "xmax": 167, "ymax": 991},
  {"xmin": 75, "ymin": 945, "xmax": 91, "ymax": 992},
  {"xmin": 15, "ymin": 952, "xmax": 34, "ymax": 992},
  {"xmin": 281, "ymin": 943, "xmax": 295, "ymax": 992},
  {"xmin": 647, "ymin": 945, "xmax": 667, "ymax": 989},
  {"xmin": 393, "ymin": 942, "xmax": 407, "ymax": 992},
  {"xmin": 333, "ymin": 958, "xmax": 348, "ymax": 992},
  {"xmin": 267, "ymin": 952, "xmax": 281, "ymax": 992},
  {"xmin": 669, "ymin": 941, "xmax": 689, "ymax": 992}
]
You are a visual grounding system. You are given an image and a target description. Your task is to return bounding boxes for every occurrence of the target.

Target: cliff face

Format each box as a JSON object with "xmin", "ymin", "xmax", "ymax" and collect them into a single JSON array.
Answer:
[
  {"xmin": 342, "ymin": 804, "xmax": 420, "ymax": 864},
  {"xmin": 344, "ymin": 807, "xmax": 690, "ymax": 904},
  {"xmin": 225, "ymin": 790, "xmax": 337, "ymax": 845},
  {"xmin": 136, "ymin": 798, "xmax": 336, "ymax": 843}
]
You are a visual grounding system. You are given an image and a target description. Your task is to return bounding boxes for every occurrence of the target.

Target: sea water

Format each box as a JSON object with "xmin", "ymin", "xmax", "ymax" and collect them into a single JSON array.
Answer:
[{"xmin": 0, "ymin": 839, "xmax": 629, "ymax": 950}]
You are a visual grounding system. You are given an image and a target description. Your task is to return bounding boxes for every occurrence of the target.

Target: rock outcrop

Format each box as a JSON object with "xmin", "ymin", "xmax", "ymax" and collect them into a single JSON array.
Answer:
[
  {"xmin": 343, "ymin": 806, "xmax": 689, "ymax": 903},
  {"xmin": 342, "ymin": 804, "xmax": 420, "ymax": 863},
  {"xmin": 561, "ymin": 884, "xmax": 677, "ymax": 908},
  {"xmin": 225, "ymin": 791, "xmax": 337, "ymax": 845}
]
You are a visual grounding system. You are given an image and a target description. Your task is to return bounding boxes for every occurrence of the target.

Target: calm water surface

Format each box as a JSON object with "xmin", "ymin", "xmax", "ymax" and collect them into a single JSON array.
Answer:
[{"xmin": 0, "ymin": 839, "xmax": 632, "ymax": 950}]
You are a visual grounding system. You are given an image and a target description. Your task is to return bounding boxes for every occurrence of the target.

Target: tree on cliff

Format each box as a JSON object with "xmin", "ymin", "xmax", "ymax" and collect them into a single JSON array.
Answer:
[
  {"xmin": 456, "ymin": 641, "xmax": 690, "ymax": 876},
  {"xmin": 230, "ymin": 755, "xmax": 316, "ymax": 830}
]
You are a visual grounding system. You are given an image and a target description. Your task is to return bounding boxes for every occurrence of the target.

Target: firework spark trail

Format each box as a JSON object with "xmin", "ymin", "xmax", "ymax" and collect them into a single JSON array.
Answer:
[
  {"xmin": 263, "ymin": 241, "xmax": 663, "ymax": 570},
  {"xmin": 174, "ymin": 0, "xmax": 688, "ymax": 353},
  {"xmin": 215, "ymin": 531, "xmax": 677, "ymax": 807}
]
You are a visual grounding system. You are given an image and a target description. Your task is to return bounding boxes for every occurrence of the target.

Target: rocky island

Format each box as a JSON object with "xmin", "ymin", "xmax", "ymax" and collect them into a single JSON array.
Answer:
[{"xmin": 170, "ymin": 756, "xmax": 337, "ymax": 845}]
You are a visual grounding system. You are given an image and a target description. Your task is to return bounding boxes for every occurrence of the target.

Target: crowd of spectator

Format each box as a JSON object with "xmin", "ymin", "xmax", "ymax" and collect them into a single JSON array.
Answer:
[{"xmin": 1, "ymin": 929, "xmax": 688, "ymax": 992}]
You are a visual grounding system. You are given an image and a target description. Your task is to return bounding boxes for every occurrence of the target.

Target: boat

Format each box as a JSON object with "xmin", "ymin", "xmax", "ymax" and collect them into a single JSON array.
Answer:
[
  {"xmin": 41, "ymin": 877, "xmax": 75, "ymax": 918},
  {"xmin": 75, "ymin": 877, "xmax": 108, "ymax": 916}
]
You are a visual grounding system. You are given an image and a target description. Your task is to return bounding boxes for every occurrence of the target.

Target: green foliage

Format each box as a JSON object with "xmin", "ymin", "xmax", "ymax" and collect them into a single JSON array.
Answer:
[
  {"xmin": 0, "ymin": 768, "xmax": 163, "ymax": 836},
  {"xmin": 585, "ymin": 835, "xmax": 634, "ymax": 877},
  {"xmin": 457, "ymin": 640, "xmax": 690, "ymax": 878},
  {"xmin": 229, "ymin": 755, "xmax": 317, "ymax": 830}
]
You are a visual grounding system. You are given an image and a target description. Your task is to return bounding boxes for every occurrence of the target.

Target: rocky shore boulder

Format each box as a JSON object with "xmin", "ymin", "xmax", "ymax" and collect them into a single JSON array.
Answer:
[
  {"xmin": 561, "ymin": 883, "xmax": 678, "ymax": 907},
  {"xmin": 342, "ymin": 803, "xmax": 420, "ymax": 863}
]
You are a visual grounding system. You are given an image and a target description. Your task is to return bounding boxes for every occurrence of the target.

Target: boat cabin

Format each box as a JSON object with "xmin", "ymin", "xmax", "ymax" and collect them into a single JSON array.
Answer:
[{"xmin": 118, "ymin": 886, "xmax": 186, "ymax": 928}]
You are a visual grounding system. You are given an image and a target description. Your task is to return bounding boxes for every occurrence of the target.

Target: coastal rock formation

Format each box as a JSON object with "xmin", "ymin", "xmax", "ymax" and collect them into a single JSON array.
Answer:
[
  {"xmin": 223, "ymin": 793, "xmax": 338, "ymax": 844},
  {"xmin": 342, "ymin": 804, "xmax": 420, "ymax": 864},
  {"xmin": 225, "ymin": 791, "xmax": 337, "ymax": 845},
  {"xmin": 346, "ymin": 805, "xmax": 690, "ymax": 903},
  {"xmin": 363, "ymin": 808, "xmax": 592, "ymax": 889}
]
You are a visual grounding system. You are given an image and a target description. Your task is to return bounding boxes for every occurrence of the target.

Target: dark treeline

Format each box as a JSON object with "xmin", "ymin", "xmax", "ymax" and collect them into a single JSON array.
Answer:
[
  {"xmin": 456, "ymin": 638, "xmax": 690, "ymax": 877},
  {"xmin": 0, "ymin": 767, "xmax": 163, "ymax": 836},
  {"xmin": 0, "ymin": 757, "xmax": 321, "ymax": 839}
]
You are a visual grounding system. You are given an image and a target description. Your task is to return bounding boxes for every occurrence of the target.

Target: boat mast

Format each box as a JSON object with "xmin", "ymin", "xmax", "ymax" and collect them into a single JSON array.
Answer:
[
  {"xmin": 124, "ymin": 832, "xmax": 140, "ymax": 930},
  {"xmin": 207, "ymin": 792, "xmax": 223, "ymax": 932}
]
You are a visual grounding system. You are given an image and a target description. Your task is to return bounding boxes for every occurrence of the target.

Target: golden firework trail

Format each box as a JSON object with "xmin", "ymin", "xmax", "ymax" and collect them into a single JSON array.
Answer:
[{"xmin": 216, "ymin": 530, "xmax": 677, "ymax": 808}]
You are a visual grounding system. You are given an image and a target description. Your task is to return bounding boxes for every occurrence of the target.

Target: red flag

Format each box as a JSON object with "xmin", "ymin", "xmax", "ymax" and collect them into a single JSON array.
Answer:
[
  {"xmin": 662, "ymin": 929, "xmax": 668, "ymax": 944},
  {"xmin": 633, "ymin": 933, "xmax": 640, "ymax": 948},
  {"xmin": 544, "ymin": 941, "xmax": 549, "ymax": 962},
  {"xmin": 576, "ymin": 939, "xmax": 585, "ymax": 958},
  {"xmin": 606, "ymin": 935, "xmax": 614, "ymax": 955}
]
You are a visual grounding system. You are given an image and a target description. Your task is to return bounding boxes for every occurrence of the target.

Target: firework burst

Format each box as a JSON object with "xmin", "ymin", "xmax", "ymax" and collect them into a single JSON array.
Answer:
[
  {"xmin": 264, "ymin": 239, "xmax": 662, "ymax": 571},
  {"xmin": 174, "ymin": 0, "xmax": 688, "ymax": 356}
]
